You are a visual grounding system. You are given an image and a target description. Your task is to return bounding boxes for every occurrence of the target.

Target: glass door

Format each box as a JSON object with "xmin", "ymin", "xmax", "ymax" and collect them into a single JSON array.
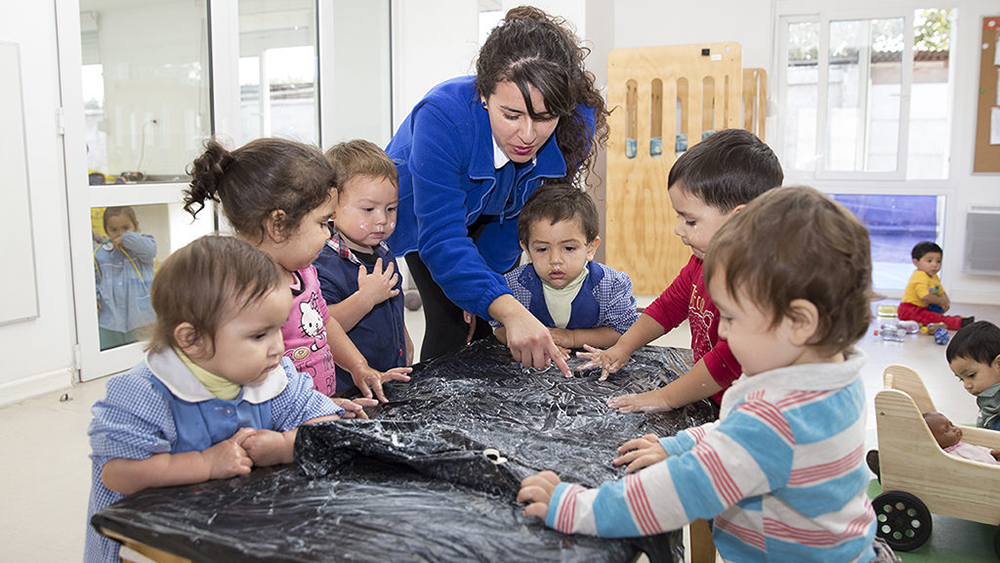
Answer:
[
  {"xmin": 60, "ymin": 0, "xmax": 216, "ymax": 381},
  {"xmin": 58, "ymin": 0, "xmax": 393, "ymax": 381}
]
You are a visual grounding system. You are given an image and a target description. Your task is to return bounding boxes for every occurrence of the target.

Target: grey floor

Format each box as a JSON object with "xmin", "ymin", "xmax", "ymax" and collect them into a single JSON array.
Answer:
[{"xmin": 1, "ymin": 297, "xmax": 995, "ymax": 562}]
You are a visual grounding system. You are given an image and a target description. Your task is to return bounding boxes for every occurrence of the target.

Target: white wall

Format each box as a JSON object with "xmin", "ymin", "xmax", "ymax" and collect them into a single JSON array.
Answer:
[
  {"xmin": 613, "ymin": 0, "xmax": 774, "ymax": 70},
  {"xmin": 0, "ymin": 0, "xmax": 77, "ymax": 403},
  {"xmin": 390, "ymin": 0, "xmax": 480, "ymax": 133},
  {"xmin": 325, "ymin": 0, "xmax": 393, "ymax": 146}
]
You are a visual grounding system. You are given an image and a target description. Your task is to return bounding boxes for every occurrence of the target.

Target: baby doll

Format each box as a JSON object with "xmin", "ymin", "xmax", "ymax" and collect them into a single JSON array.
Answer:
[{"xmin": 923, "ymin": 411, "xmax": 1000, "ymax": 465}]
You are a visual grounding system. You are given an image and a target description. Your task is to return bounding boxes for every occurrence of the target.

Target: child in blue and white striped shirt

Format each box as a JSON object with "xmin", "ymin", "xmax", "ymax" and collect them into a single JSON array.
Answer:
[{"xmin": 519, "ymin": 187, "xmax": 898, "ymax": 562}]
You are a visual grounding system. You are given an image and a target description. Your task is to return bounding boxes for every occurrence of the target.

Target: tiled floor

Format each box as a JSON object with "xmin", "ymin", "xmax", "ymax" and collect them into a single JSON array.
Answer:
[{"xmin": 1, "ymin": 297, "xmax": 996, "ymax": 562}]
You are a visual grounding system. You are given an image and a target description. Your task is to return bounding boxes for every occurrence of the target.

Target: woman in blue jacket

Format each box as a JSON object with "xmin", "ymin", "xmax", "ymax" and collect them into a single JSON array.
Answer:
[{"xmin": 386, "ymin": 6, "xmax": 608, "ymax": 374}]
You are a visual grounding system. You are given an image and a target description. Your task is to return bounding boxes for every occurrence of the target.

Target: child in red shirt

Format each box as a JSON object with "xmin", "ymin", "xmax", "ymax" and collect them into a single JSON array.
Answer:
[{"xmin": 579, "ymin": 129, "xmax": 782, "ymax": 411}]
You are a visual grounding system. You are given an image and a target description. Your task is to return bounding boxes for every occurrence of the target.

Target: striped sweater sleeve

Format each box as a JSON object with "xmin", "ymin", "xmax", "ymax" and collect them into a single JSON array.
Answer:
[{"xmin": 546, "ymin": 398, "xmax": 793, "ymax": 537}]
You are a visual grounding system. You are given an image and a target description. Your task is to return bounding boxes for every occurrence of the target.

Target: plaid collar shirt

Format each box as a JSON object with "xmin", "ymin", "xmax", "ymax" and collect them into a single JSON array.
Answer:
[{"xmin": 325, "ymin": 231, "xmax": 391, "ymax": 267}]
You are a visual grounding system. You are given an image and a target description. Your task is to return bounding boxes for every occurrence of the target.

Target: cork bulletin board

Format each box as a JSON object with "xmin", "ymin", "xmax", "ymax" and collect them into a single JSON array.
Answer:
[{"xmin": 974, "ymin": 16, "xmax": 1000, "ymax": 173}]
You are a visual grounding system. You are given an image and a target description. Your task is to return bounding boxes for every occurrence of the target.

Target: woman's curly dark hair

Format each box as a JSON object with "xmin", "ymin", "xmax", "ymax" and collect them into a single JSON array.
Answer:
[
  {"xmin": 184, "ymin": 137, "xmax": 337, "ymax": 243},
  {"xmin": 476, "ymin": 6, "xmax": 608, "ymax": 184}
]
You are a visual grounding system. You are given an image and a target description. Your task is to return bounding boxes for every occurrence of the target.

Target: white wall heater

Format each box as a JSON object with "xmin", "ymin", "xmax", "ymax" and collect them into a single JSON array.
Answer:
[{"xmin": 964, "ymin": 206, "xmax": 1000, "ymax": 275}]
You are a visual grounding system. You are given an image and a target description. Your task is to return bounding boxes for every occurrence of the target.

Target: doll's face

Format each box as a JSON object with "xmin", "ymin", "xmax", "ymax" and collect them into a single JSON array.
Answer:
[{"xmin": 924, "ymin": 412, "xmax": 962, "ymax": 449}]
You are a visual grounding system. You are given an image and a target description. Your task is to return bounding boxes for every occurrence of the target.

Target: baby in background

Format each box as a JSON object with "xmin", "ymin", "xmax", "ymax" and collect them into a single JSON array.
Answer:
[
  {"xmin": 898, "ymin": 241, "xmax": 974, "ymax": 331},
  {"xmin": 315, "ymin": 139, "xmax": 413, "ymax": 394},
  {"xmin": 946, "ymin": 320, "xmax": 1000, "ymax": 430},
  {"xmin": 519, "ymin": 186, "xmax": 890, "ymax": 562},
  {"xmin": 94, "ymin": 205, "xmax": 157, "ymax": 350},
  {"xmin": 923, "ymin": 411, "xmax": 1000, "ymax": 465},
  {"xmin": 85, "ymin": 236, "xmax": 344, "ymax": 563},
  {"xmin": 492, "ymin": 183, "xmax": 639, "ymax": 353}
]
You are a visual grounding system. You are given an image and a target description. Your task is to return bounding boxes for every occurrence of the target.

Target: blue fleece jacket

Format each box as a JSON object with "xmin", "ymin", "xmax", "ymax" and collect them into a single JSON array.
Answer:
[{"xmin": 385, "ymin": 75, "xmax": 596, "ymax": 320}]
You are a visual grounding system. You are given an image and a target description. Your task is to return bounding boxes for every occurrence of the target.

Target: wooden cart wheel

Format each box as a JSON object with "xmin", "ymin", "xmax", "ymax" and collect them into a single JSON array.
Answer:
[{"xmin": 873, "ymin": 491, "xmax": 932, "ymax": 551}]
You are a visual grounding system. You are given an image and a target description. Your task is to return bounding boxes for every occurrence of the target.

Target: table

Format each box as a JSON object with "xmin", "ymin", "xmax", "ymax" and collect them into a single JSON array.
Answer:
[{"xmin": 93, "ymin": 340, "xmax": 717, "ymax": 562}]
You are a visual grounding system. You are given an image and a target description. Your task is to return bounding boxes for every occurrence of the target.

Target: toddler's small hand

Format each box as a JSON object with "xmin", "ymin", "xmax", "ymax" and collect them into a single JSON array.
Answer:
[
  {"xmin": 607, "ymin": 391, "xmax": 674, "ymax": 413},
  {"xmin": 202, "ymin": 427, "xmax": 255, "ymax": 480},
  {"xmin": 613, "ymin": 433, "xmax": 668, "ymax": 472},
  {"xmin": 356, "ymin": 258, "xmax": 400, "ymax": 309},
  {"xmin": 332, "ymin": 397, "xmax": 378, "ymax": 419},
  {"xmin": 463, "ymin": 311, "xmax": 476, "ymax": 343},
  {"xmin": 517, "ymin": 470, "xmax": 562, "ymax": 520},
  {"xmin": 242, "ymin": 429, "xmax": 293, "ymax": 467},
  {"xmin": 354, "ymin": 367, "xmax": 412, "ymax": 403},
  {"xmin": 576, "ymin": 344, "xmax": 627, "ymax": 381}
]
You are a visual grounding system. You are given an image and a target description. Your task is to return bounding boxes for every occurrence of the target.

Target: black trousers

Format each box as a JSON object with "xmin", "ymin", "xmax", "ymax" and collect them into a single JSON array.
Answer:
[{"xmin": 405, "ymin": 252, "xmax": 496, "ymax": 362}]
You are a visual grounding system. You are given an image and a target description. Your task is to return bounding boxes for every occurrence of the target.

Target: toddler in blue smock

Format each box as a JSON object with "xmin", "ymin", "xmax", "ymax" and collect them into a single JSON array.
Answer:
[
  {"xmin": 85, "ymin": 236, "xmax": 344, "ymax": 563},
  {"xmin": 94, "ymin": 205, "xmax": 156, "ymax": 350},
  {"xmin": 492, "ymin": 183, "xmax": 639, "ymax": 354}
]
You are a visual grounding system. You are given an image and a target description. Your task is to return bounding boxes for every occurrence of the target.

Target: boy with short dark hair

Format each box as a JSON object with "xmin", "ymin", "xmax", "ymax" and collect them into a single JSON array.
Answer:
[
  {"xmin": 898, "ymin": 241, "xmax": 973, "ymax": 330},
  {"xmin": 492, "ymin": 183, "xmax": 639, "ymax": 352},
  {"xmin": 946, "ymin": 320, "xmax": 1000, "ymax": 430},
  {"xmin": 579, "ymin": 128, "xmax": 783, "ymax": 413}
]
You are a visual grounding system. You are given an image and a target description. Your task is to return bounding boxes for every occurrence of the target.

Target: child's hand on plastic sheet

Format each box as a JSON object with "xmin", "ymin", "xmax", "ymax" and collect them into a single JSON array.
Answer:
[
  {"xmin": 332, "ymin": 397, "xmax": 378, "ymax": 419},
  {"xmin": 353, "ymin": 365, "xmax": 412, "ymax": 403},
  {"xmin": 576, "ymin": 344, "xmax": 631, "ymax": 381},
  {"xmin": 606, "ymin": 389, "xmax": 675, "ymax": 413},
  {"xmin": 613, "ymin": 433, "xmax": 668, "ymax": 473},
  {"xmin": 517, "ymin": 470, "xmax": 562, "ymax": 520}
]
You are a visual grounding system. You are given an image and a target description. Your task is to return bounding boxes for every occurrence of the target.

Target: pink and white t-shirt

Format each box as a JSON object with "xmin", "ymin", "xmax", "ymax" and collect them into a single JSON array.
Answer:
[{"xmin": 281, "ymin": 266, "xmax": 337, "ymax": 396}]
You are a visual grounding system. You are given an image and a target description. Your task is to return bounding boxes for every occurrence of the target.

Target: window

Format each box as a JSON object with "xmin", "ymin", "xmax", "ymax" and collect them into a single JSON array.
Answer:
[
  {"xmin": 239, "ymin": 0, "xmax": 319, "ymax": 144},
  {"xmin": 831, "ymin": 194, "xmax": 944, "ymax": 290},
  {"xmin": 780, "ymin": 8, "xmax": 955, "ymax": 179}
]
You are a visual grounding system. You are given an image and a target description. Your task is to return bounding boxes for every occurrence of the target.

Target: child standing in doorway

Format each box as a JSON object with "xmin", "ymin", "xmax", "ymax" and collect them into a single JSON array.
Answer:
[
  {"xmin": 519, "ymin": 186, "xmax": 897, "ymax": 562},
  {"xmin": 94, "ymin": 205, "xmax": 157, "ymax": 349},
  {"xmin": 578, "ymin": 129, "xmax": 783, "ymax": 412},
  {"xmin": 492, "ymin": 183, "xmax": 639, "ymax": 353},
  {"xmin": 184, "ymin": 138, "xmax": 410, "ymax": 408},
  {"xmin": 86, "ymin": 235, "xmax": 345, "ymax": 563},
  {"xmin": 898, "ymin": 241, "xmax": 974, "ymax": 330},
  {"xmin": 314, "ymin": 139, "xmax": 413, "ymax": 394}
]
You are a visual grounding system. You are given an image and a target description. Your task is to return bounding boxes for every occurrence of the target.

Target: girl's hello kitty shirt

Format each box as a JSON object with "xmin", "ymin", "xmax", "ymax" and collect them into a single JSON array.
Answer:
[{"xmin": 281, "ymin": 266, "xmax": 337, "ymax": 396}]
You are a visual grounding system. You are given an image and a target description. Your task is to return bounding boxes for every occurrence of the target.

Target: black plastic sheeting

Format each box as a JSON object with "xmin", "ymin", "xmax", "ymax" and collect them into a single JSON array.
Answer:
[{"xmin": 93, "ymin": 340, "xmax": 717, "ymax": 562}]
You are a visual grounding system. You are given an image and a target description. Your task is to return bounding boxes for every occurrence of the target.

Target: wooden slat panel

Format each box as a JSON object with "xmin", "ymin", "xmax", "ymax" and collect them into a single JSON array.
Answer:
[{"xmin": 606, "ymin": 43, "xmax": 743, "ymax": 294}]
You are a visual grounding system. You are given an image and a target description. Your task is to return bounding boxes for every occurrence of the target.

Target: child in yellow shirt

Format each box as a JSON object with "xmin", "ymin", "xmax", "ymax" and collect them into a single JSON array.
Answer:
[{"xmin": 898, "ymin": 241, "xmax": 973, "ymax": 331}]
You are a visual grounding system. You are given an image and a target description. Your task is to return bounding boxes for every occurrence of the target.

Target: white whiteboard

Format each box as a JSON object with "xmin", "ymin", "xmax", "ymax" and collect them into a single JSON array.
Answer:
[{"xmin": 0, "ymin": 42, "xmax": 39, "ymax": 324}]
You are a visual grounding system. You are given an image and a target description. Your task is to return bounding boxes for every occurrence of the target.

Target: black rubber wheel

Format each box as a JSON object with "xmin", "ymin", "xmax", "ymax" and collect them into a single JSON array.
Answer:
[
  {"xmin": 872, "ymin": 490, "xmax": 932, "ymax": 551},
  {"xmin": 993, "ymin": 526, "xmax": 1000, "ymax": 559}
]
